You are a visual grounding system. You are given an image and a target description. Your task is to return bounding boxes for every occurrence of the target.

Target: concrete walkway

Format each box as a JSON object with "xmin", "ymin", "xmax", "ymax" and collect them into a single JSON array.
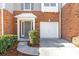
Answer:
[
  {"xmin": 39, "ymin": 38, "xmax": 79, "ymax": 56},
  {"xmin": 39, "ymin": 48, "xmax": 79, "ymax": 56},
  {"xmin": 17, "ymin": 42, "xmax": 39, "ymax": 56}
]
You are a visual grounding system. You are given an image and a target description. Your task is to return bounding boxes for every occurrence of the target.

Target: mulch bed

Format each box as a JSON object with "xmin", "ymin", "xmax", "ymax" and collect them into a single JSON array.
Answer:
[
  {"xmin": 0, "ymin": 42, "xmax": 33, "ymax": 56},
  {"xmin": 27, "ymin": 41, "xmax": 39, "ymax": 48}
]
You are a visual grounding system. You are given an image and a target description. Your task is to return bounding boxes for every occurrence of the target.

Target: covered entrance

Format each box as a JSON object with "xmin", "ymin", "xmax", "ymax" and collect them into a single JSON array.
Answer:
[
  {"xmin": 20, "ymin": 21, "xmax": 32, "ymax": 39},
  {"xmin": 15, "ymin": 13, "xmax": 36, "ymax": 41}
]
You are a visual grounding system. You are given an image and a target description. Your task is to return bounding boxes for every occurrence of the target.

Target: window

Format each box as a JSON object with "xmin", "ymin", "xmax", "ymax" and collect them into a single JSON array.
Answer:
[
  {"xmin": 44, "ymin": 3, "xmax": 49, "ymax": 6},
  {"xmin": 44, "ymin": 3, "xmax": 56, "ymax": 7},
  {"xmin": 31, "ymin": 3, "xmax": 41, "ymax": 11},
  {"xmin": 25, "ymin": 3, "xmax": 30, "ymax": 10},
  {"xmin": 50, "ymin": 3, "xmax": 56, "ymax": 6},
  {"xmin": 21, "ymin": 3, "xmax": 41, "ymax": 11},
  {"xmin": 21, "ymin": 3, "xmax": 31, "ymax": 10},
  {"xmin": 21, "ymin": 3, "xmax": 24, "ymax": 10}
]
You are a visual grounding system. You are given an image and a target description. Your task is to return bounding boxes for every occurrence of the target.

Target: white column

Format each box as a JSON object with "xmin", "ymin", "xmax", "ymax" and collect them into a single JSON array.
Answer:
[
  {"xmin": 1, "ymin": 3, "xmax": 5, "ymax": 35},
  {"xmin": 41, "ymin": 3, "xmax": 44, "ymax": 12},
  {"xmin": 17, "ymin": 19, "xmax": 20, "ymax": 40},
  {"xmin": 33, "ymin": 19, "xmax": 35, "ymax": 30},
  {"xmin": 2, "ymin": 3, "xmax": 5, "ymax": 8}
]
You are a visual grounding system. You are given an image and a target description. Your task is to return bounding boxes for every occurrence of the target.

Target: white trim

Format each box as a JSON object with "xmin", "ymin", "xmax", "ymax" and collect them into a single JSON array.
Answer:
[
  {"xmin": 17, "ymin": 19, "xmax": 20, "ymax": 40},
  {"xmin": 15, "ymin": 13, "xmax": 36, "ymax": 41},
  {"xmin": 23, "ymin": 3, "xmax": 25, "ymax": 11},
  {"xmin": 1, "ymin": 3, "xmax": 5, "ymax": 35},
  {"xmin": 41, "ymin": 3, "xmax": 43, "ymax": 12},
  {"xmin": 30, "ymin": 3, "xmax": 31, "ymax": 11},
  {"xmin": 15, "ymin": 13, "xmax": 36, "ymax": 18},
  {"xmin": 17, "ymin": 18, "xmax": 35, "ymax": 41},
  {"xmin": 33, "ymin": 19, "xmax": 35, "ymax": 30},
  {"xmin": 3, "ymin": 3, "xmax": 5, "ymax": 8},
  {"xmin": 19, "ymin": 19, "xmax": 35, "ymax": 41},
  {"xmin": 21, "ymin": 21, "xmax": 25, "ymax": 37},
  {"xmin": 20, "ymin": 20, "xmax": 33, "ymax": 38}
]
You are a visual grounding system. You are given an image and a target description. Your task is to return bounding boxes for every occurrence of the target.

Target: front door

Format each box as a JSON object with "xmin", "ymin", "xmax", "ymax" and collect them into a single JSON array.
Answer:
[{"xmin": 20, "ymin": 21, "xmax": 32, "ymax": 39}]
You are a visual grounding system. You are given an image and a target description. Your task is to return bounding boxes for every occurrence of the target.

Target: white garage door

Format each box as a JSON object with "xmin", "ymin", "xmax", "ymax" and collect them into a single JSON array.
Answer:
[{"xmin": 40, "ymin": 22, "xmax": 59, "ymax": 38}]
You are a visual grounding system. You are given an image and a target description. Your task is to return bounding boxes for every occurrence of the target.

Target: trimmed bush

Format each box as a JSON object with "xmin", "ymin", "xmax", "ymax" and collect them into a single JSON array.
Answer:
[
  {"xmin": 29, "ymin": 30, "xmax": 39, "ymax": 45},
  {"xmin": 0, "ymin": 35, "xmax": 17, "ymax": 54}
]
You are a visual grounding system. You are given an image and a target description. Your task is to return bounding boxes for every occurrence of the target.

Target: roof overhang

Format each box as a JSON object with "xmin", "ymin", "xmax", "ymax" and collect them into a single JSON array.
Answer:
[{"xmin": 15, "ymin": 13, "xmax": 36, "ymax": 18}]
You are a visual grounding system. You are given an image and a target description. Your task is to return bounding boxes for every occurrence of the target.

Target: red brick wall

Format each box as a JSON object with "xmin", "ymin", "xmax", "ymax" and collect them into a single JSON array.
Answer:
[
  {"xmin": 13, "ymin": 11, "xmax": 59, "ymax": 34},
  {"xmin": 62, "ymin": 3, "xmax": 79, "ymax": 41},
  {"xmin": 3, "ymin": 9, "xmax": 16, "ymax": 34}
]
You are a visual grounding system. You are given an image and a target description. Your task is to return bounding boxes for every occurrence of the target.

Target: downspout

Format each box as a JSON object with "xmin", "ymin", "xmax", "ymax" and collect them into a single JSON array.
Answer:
[
  {"xmin": 1, "ymin": 3, "xmax": 5, "ymax": 35},
  {"xmin": 58, "ymin": 3, "xmax": 62, "ymax": 38}
]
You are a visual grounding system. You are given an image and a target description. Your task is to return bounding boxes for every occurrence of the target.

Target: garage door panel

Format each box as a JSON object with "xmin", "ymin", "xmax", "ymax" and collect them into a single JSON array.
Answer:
[{"xmin": 40, "ymin": 22, "xmax": 59, "ymax": 38}]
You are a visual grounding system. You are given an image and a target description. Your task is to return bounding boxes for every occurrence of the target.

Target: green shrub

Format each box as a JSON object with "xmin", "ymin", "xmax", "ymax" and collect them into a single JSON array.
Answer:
[
  {"xmin": 0, "ymin": 35, "xmax": 17, "ymax": 54},
  {"xmin": 29, "ymin": 30, "xmax": 39, "ymax": 45}
]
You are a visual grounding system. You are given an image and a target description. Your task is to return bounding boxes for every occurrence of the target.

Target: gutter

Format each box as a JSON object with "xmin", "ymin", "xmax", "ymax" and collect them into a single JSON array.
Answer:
[{"xmin": 58, "ymin": 3, "xmax": 62, "ymax": 38}]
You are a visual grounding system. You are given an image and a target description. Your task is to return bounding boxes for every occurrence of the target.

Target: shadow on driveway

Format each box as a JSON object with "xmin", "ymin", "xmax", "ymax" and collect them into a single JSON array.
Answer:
[{"xmin": 40, "ymin": 38, "xmax": 70, "ymax": 47}]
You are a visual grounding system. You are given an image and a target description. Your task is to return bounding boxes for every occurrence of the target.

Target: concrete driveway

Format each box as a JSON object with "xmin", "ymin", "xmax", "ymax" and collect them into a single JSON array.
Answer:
[{"xmin": 39, "ymin": 38, "xmax": 79, "ymax": 56}]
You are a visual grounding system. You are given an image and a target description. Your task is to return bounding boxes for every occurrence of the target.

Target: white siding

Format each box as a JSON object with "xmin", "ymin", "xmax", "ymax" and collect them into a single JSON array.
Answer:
[
  {"xmin": 4, "ymin": 3, "xmax": 66, "ymax": 13},
  {"xmin": 5, "ymin": 3, "xmax": 22, "ymax": 13},
  {"xmin": 5, "ymin": 3, "xmax": 14, "ymax": 13},
  {"xmin": 13, "ymin": 3, "xmax": 22, "ymax": 11},
  {"xmin": 0, "ymin": 3, "xmax": 2, "ymax": 9}
]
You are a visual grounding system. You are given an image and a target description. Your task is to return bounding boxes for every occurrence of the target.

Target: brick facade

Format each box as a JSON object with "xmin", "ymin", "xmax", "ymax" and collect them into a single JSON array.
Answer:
[
  {"xmin": 13, "ymin": 11, "xmax": 59, "ymax": 34},
  {"xmin": 62, "ymin": 4, "xmax": 79, "ymax": 41},
  {"xmin": 3, "ymin": 9, "xmax": 16, "ymax": 34}
]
